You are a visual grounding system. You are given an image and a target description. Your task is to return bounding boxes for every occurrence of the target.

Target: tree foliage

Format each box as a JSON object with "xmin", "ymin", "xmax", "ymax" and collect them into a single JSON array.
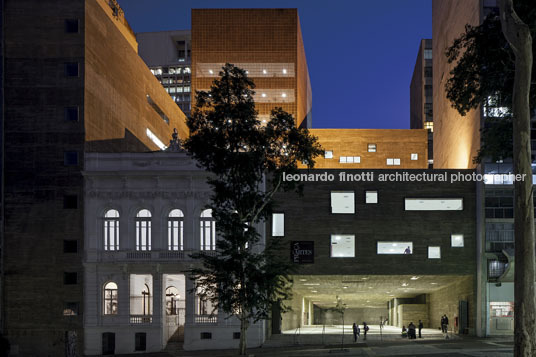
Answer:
[
  {"xmin": 445, "ymin": 1, "xmax": 535, "ymax": 162},
  {"xmin": 184, "ymin": 63, "xmax": 323, "ymax": 354},
  {"xmin": 445, "ymin": 1, "xmax": 536, "ymax": 117}
]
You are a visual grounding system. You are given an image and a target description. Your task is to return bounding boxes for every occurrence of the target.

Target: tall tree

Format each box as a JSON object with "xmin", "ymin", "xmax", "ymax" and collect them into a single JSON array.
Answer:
[
  {"xmin": 184, "ymin": 63, "xmax": 323, "ymax": 355},
  {"xmin": 499, "ymin": 1, "xmax": 535, "ymax": 355},
  {"xmin": 445, "ymin": 1, "xmax": 535, "ymax": 355}
]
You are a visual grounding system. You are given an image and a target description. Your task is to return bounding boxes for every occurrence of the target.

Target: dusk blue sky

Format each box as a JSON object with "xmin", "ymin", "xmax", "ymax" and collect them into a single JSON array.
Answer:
[{"xmin": 119, "ymin": 0, "xmax": 432, "ymax": 129}]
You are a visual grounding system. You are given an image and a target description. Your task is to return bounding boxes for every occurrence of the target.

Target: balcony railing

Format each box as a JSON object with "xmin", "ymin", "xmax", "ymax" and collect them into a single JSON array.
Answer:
[
  {"xmin": 130, "ymin": 315, "xmax": 153, "ymax": 324},
  {"xmin": 194, "ymin": 314, "xmax": 218, "ymax": 324},
  {"xmin": 91, "ymin": 249, "xmax": 217, "ymax": 263}
]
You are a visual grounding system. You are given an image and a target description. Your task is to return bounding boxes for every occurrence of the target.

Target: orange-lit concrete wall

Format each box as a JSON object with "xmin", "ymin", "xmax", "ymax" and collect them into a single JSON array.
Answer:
[
  {"xmin": 305, "ymin": 129, "xmax": 429, "ymax": 169},
  {"xmin": 85, "ymin": 0, "xmax": 188, "ymax": 152},
  {"xmin": 191, "ymin": 9, "xmax": 311, "ymax": 128},
  {"xmin": 432, "ymin": 0, "xmax": 481, "ymax": 169}
]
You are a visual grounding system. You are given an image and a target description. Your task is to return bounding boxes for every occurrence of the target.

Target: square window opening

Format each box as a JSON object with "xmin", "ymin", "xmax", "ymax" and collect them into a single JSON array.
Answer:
[
  {"xmin": 325, "ymin": 150, "xmax": 333, "ymax": 159},
  {"xmin": 64, "ymin": 19, "xmax": 79, "ymax": 33},
  {"xmin": 331, "ymin": 191, "xmax": 355, "ymax": 214},
  {"xmin": 451, "ymin": 234, "xmax": 464, "ymax": 247},
  {"xmin": 64, "ymin": 107, "xmax": 79, "ymax": 122},
  {"xmin": 365, "ymin": 191, "xmax": 378, "ymax": 204},
  {"xmin": 331, "ymin": 235, "xmax": 355, "ymax": 258},
  {"xmin": 428, "ymin": 246, "xmax": 441, "ymax": 259},
  {"xmin": 64, "ymin": 62, "xmax": 79, "ymax": 77},
  {"xmin": 63, "ymin": 240, "xmax": 78, "ymax": 253}
]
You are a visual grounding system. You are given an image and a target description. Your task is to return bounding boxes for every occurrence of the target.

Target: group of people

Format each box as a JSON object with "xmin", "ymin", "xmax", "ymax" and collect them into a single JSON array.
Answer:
[
  {"xmin": 352, "ymin": 322, "xmax": 369, "ymax": 342},
  {"xmin": 401, "ymin": 320, "xmax": 424, "ymax": 339}
]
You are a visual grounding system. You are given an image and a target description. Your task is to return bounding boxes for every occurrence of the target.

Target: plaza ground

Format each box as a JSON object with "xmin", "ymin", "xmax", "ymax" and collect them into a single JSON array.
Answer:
[{"xmin": 100, "ymin": 326, "xmax": 513, "ymax": 356}]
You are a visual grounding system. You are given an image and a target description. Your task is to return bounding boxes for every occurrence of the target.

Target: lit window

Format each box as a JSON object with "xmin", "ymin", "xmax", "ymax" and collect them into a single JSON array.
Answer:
[
  {"xmin": 405, "ymin": 198, "xmax": 463, "ymax": 211},
  {"xmin": 451, "ymin": 234, "xmax": 464, "ymax": 247},
  {"xmin": 339, "ymin": 156, "xmax": 347, "ymax": 163},
  {"xmin": 104, "ymin": 209, "xmax": 120, "ymax": 251},
  {"xmin": 411, "ymin": 153, "xmax": 418, "ymax": 160},
  {"xmin": 424, "ymin": 122, "xmax": 434, "ymax": 132},
  {"xmin": 325, "ymin": 151, "xmax": 333, "ymax": 159},
  {"xmin": 196, "ymin": 285, "xmax": 217, "ymax": 315},
  {"xmin": 353, "ymin": 156, "xmax": 361, "ymax": 163},
  {"xmin": 331, "ymin": 235, "xmax": 355, "ymax": 258},
  {"xmin": 63, "ymin": 302, "xmax": 79, "ymax": 316},
  {"xmin": 347, "ymin": 156, "xmax": 354, "ymax": 163},
  {"xmin": 168, "ymin": 209, "xmax": 184, "ymax": 251},
  {"xmin": 386, "ymin": 158, "xmax": 394, "ymax": 165},
  {"xmin": 200, "ymin": 209, "xmax": 216, "ymax": 250},
  {"xmin": 394, "ymin": 158, "xmax": 401, "ymax": 165},
  {"xmin": 428, "ymin": 246, "xmax": 441, "ymax": 259},
  {"xmin": 135, "ymin": 209, "xmax": 152, "ymax": 251},
  {"xmin": 103, "ymin": 282, "xmax": 118, "ymax": 315},
  {"xmin": 146, "ymin": 128, "xmax": 167, "ymax": 150},
  {"xmin": 272, "ymin": 213, "xmax": 284, "ymax": 236},
  {"xmin": 366, "ymin": 191, "xmax": 378, "ymax": 204},
  {"xmin": 377, "ymin": 242, "xmax": 413, "ymax": 254},
  {"xmin": 331, "ymin": 191, "xmax": 355, "ymax": 214},
  {"xmin": 424, "ymin": 49, "xmax": 432, "ymax": 59},
  {"xmin": 368, "ymin": 144, "xmax": 377, "ymax": 152}
]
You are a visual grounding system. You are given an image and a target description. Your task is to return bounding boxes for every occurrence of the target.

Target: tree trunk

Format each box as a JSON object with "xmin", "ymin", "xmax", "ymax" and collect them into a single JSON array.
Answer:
[
  {"xmin": 499, "ymin": 1, "xmax": 535, "ymax": 356},
  {"xmin": 238, "ymin": 312, "xmax": 249, "ymax": 355}
]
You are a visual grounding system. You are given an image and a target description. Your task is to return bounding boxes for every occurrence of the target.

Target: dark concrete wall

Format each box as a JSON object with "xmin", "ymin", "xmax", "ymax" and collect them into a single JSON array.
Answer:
[{"xmin": 272, "ymin": 169, "xmax": 477, "ymax": 276}]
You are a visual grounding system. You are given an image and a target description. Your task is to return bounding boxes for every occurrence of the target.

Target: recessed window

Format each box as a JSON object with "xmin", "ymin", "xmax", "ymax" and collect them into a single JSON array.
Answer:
[
  {"xmin": 451, "ymin": 234, "xmax": 464, "ymax": 247},
  {"xmin": 63, "ymin": 240, "xmax": 78, "ymax": 253},
  {"xmin": 168, "ymin": 209, "xmax": 184, "ymax": 251},
  {"xmin": 200, "ymin": 209, "xmax": 216, "ymax": 250},
  {"xmin": 394, "ymin": 158, "xmax": 401, "ymax": 165},
  {"xmin": 339, "ymin": 156, "xmax": 360, "ymax": 164},
  {"xmin": 200, "ymin": 332, "xmax": 212, "ymax": 339},
  {"xmin": 135, "ymin": 333, "xmax": 147, "ymax": 351},
  {"xmin": 411, "ymin": 153, "xmax": 418, "ymax": 160},
  {"xmin": 325, "ymin": 151, "xmax": 333, "ymax": 159},
  {"xmin": 368, "ymin": 144, "xmax": 377, "ymax": 152},
  {"xmin": 365, "ymin": 191, "xmax": 378, "ymax": 204},
  {"xmin": 377, "ymin": 242, "xmax": 413, "ymax": 254},
  {"xmin": 64, "ymin": 272, "xmax": 78, "ymax": 285},
  {"xmin": 331, "ymin": 191, "xmax": 355, "ymax": 214},
  {"xmin": 64, "ymin": 151, "xmax": 79, "ymax": 166},
  {"xmin": 428, "ymin": 246, "xmax": 441, "ymax": 259},
  {"xmin": 386, "ymin": 158, "xmax": 401, "ymax": 166},
  {"xmin": 272, "ymin": 213, "xmax": 284, "ymax": 236},
  {"xmin": 424, "ymin": 49, "xmax": 433, "ymax": 59},
  {"xmin": 233, "ymin": 332, "xmax": 241, "ymax": 339},
  {"xmin": 104, "ymin": 209, "xmax": 120, "ymax": 251},
  {"xmin": 103, "ymin": 282, "xmax": 118, "ymax": 315},
  {"xmin": 64, "ymin": 107, "xmax": 79, "ymax": 122},
  {"xmin": 64, "ymin": 19, "xmax": 79, "ymax": 33},
  {"xmin": 331, "ymin": 235, "xmax": 355, "ymax": 258},
  {"xmin": 63, "ymin": 302, "xmax": 79, "ymax": 316},
  {"xmin": 339, "ymin": 156, "xmax": 347, "ymax": 163},
  {"xmin": 135, "ymin": 209, "xmax": 152, "ymax": 251},
  {"xmin": 64, "ymin": 62, "xmax": 79, "ymax": 77},
  {"xmin": 386, "ymin": 158, "xmax": 393, "ymax": 165},
  {"xmin": 405, "ymin": 198, "xmax": 463, "ymax": 211},
  {"xmin": 63, "ymin": 195, "xmax": 78, "ymax": 209}
]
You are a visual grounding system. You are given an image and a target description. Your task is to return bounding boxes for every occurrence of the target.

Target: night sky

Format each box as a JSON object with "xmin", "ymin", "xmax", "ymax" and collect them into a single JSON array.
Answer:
[{"xmin": 119, "ymin": 0, "xmax": 432, "ymax": 129}]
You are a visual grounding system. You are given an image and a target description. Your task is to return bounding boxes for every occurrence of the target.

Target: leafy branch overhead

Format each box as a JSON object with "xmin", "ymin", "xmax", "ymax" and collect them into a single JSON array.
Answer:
[
  {"xmin": 184, "ymin": 63, "xmax": 323, "ymax": 355},
  {"xmin": 445, "ymin": 2, "xmax": 536, "ymax": 117}
]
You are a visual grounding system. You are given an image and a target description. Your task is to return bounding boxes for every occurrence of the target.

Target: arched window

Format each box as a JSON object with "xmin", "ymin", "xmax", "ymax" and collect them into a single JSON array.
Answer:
[
  {"xmin": 136, "ymin": 209, "xmax": 152, "ymax": 251},
  {"xmin": 200, "ymin": 209, "xmax": 215, "ymax": 251},
  {"xmin": 168, "ymin": 209, "xmax": 184, "ymax": 251},
  {"xmin": 104, "ymin": 209, "xmax": 119, "ymax": 251},
  {"xmin": 103, "ymin": 282, "xmax": 118, "ymax": 315},
  {"xmin": 165, "ymin": 286, "xmax": 181, "ymax": 315},
  {"xmin": 142, "ymin": 284, "xmax": 151, "ymax": 316}
]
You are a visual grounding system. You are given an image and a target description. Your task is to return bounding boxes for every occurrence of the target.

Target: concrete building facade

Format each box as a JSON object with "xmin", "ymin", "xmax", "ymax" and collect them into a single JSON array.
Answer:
[
  {"xmin": 83, "ymin": 152, "xmax": 265, "ymax": 354},
  {"xmin": 137, "ymin": 30, "xmax": 193, "ymax": 117},
  {"xmin": 270, "ymin": 169, "xmax": 477, "ymax": 334},
  {"xmin": 1, "ymin": 0, "xmax": 186, "ymax": 355},
  {"xmin": 410, "ymin": 39, "xmax": 434, "ymax": 164},
  {"xmin": 191, "ymin": 9, "xmax": 312, "ymax": 128}
]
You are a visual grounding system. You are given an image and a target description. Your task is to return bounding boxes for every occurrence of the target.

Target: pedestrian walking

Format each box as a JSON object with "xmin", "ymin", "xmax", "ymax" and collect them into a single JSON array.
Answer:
[
  {"xmin": 418, "ymin": 320, "xmax": 423, "ymax": 338},
  {"xmin": 352, "ymin": 322, "xmax": 358, "ymax": 342},
  {"xmin": 444, "ymin": 315, "xmax": 449, "ymax": 339},
  {"xmin": 440, "ymin": 315, "xmax": 446, "ymax": 333},
  {"xmin": 363, "ymin": 322, "xmax": 369, "ymax": 340}
]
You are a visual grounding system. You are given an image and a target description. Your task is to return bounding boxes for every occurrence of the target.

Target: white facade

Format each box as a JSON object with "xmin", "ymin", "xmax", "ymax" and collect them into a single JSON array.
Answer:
[{"xmin": 83, "ymin": 152, "xmax": 265, "ymax": 355}]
